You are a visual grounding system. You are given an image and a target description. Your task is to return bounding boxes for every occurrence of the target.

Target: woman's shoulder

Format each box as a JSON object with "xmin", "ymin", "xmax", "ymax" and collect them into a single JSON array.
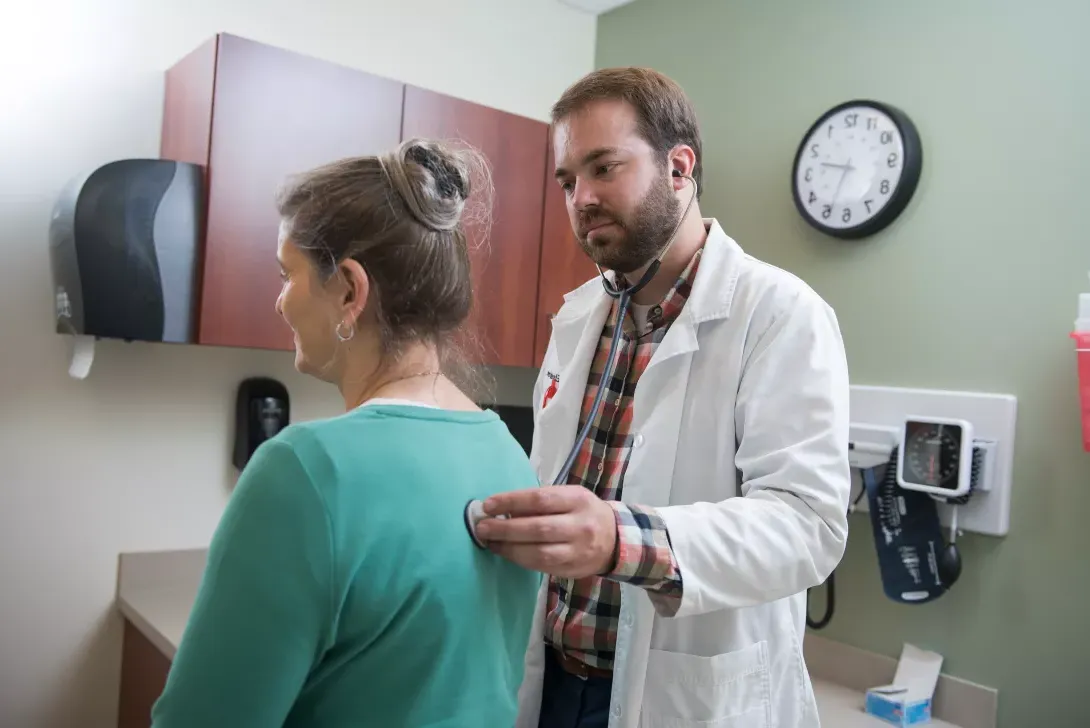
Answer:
[{"xmin": 262, "ymin": 404, "xmax": 503, "ymax": 475}]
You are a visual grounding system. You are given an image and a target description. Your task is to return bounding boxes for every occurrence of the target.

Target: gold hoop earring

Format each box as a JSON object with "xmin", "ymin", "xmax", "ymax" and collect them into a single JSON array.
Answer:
[{"xmin": 335, "ymin": 320, "xmax": 355, "ymax": 342}]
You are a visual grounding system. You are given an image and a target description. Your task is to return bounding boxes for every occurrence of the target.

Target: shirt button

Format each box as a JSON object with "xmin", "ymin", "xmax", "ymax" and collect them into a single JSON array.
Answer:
[
  {"xmin": 651, "ymin": 305, "xmax": 662, "ymax": 317},
  {"xmin": 633, "ymin": 433, "xmax": 644, "ymax": 448},
  {"xmin": 611, "ymin": 703, "xmax": 623, "ymax": 718},
  {"xmin": 597, "ymin": 462, "xmax": 604, "ymax": 472}
]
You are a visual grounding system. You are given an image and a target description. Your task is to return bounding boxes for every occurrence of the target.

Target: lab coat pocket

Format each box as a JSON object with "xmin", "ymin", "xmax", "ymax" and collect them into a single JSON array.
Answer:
[{"xmin": 641, "ymin": 641, "xmax": 771, "ymax": 727}]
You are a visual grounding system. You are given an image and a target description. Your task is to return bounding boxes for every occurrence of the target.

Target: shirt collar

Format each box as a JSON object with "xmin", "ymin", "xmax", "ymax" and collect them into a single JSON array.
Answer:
[{"xmin": 609, "ymin": 245, "xmax": 704, "ymax": 336}]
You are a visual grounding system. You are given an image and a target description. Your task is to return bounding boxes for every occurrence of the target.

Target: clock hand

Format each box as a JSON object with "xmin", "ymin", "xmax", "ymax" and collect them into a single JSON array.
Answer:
[{"xmin": 831, "ymin": 159, "xmax": 851, "ymax": 206}]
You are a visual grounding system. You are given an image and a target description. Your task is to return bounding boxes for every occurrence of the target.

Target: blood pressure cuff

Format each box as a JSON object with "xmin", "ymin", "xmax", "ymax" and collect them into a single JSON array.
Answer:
[{"xmin": 863, "ymin": 453, "xmax": 948, "ymax": 605}]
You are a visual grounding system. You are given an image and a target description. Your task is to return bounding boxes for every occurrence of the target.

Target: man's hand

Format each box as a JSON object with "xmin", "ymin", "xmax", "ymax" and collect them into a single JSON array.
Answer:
[{"xmin": 474, "ymin": 486, "xmax": 618, "ymax": 578}]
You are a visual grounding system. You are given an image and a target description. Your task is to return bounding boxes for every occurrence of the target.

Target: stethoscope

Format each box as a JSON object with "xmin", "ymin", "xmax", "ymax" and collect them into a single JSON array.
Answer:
[{"xmin": 464, "ymin": 170, "xmax": 699, "ymax": 548}]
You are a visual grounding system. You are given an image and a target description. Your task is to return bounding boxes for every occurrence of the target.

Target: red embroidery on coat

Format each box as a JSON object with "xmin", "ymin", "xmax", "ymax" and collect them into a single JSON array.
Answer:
[{"xmin": 542, "ymin": 373, "xmax": 559, "ymax": 408}]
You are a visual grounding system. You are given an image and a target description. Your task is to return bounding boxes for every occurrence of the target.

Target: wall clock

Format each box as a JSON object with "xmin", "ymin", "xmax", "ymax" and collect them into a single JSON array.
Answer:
[{"xmin": 791, "ymin": 99, "xmax": 922, "ymax": 239}]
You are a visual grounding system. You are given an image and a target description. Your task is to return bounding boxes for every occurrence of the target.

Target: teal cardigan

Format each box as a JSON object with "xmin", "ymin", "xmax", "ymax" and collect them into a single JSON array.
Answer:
[{"xmin": 151, "ymin": 404, "xmax": 542, "ymax": 727}]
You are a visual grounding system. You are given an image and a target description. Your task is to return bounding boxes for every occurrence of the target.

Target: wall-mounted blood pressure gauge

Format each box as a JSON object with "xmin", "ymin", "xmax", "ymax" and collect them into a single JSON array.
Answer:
[{"xmin": 896, "ymin": 416, "xmax": 974, "ymax": 498}]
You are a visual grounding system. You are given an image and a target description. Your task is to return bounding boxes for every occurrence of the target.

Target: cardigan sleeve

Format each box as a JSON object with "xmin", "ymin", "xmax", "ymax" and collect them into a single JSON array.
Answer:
[{"xmin": 150, "ymin": 437, "xmax": 335, "ymax": 728}]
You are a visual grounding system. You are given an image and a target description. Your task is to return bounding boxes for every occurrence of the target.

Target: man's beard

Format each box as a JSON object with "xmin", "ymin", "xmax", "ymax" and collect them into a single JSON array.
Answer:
[{"xmin": 576, "ymin": 171, "xmax": 681, "ymax": 274}]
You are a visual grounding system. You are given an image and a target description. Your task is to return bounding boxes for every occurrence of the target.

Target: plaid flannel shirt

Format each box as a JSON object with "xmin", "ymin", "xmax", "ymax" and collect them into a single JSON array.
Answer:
[{"xmin": 543, "ymin": 247, "xmax": 703, "ymax": 671}]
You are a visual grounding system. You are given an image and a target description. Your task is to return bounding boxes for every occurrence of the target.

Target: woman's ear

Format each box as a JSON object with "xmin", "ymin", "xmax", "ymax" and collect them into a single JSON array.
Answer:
[{"xmin": 338, "ymin": 258, "xmax": 370, "ymax": 324}]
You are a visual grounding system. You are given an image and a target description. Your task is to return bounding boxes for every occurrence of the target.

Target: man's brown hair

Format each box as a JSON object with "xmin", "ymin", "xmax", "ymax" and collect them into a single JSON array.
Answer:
[{"xmin": 551, "ymin": 67, "xmax": 703, "ymax": 198}]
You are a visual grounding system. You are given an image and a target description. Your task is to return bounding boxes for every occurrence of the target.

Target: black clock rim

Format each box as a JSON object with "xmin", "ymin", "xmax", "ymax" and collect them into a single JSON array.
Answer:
[{"xmin": 791, "ymin": 99, "xmax": 923, "ymax": 241}]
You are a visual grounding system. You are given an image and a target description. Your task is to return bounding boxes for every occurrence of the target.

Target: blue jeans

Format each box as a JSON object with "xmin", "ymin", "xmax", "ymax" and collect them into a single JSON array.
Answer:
[{"xmin": 537, "ymin": 649, "xmax": 613, "ymax": 728}]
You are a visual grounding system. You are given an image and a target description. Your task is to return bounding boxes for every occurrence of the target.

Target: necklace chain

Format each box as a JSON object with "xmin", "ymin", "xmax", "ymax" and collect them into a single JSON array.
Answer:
[{"xmin": 351, "ymin": 370, "xmax": 442, "ymax": 409}]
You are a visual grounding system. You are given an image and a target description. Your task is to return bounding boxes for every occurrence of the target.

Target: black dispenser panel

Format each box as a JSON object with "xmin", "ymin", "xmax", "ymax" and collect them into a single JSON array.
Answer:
[
  {"xmin": 233, "ymin": 378, "xmax": 290, "ymax": 470},
  {"xmin": 48, "ymin": 159, "xmax": 204, "ymax": 343}
]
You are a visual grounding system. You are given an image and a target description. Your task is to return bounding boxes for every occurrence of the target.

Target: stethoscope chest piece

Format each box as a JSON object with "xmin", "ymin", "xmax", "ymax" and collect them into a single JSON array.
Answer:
[{"xmin": 464, "ymin": 499, "xmax": 488, "ymax": 549}]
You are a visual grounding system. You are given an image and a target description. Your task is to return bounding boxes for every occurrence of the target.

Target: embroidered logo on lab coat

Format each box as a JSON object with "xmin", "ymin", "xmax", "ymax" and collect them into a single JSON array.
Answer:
[{"xmin": 542, "ymin": 371, "xmax": 559, "ymax": 408}]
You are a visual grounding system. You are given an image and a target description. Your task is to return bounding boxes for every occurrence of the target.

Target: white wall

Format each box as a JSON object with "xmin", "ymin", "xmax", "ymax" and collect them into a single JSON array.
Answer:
[{"xmin": 0, "ymin": 1, "xmax": 596, "ymax": 725}]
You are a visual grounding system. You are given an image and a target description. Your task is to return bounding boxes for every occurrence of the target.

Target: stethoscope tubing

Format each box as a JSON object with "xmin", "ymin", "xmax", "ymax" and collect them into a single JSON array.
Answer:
[
  {"xmin": 463, "ymin": 175, "xmax": 698, "ymax": 548},
  {"xmin": 550, "ymin": 291, "xmax": 632, "ymax": 486}
]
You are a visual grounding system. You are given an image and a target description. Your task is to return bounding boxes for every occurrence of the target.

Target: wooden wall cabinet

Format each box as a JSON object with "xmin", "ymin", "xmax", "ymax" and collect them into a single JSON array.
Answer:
[
  {"xmin": 160, "ymin": 33, "xmax": 596, "ymax": 368},
  {"xmin": 400, "ymin": 86, "xmax": 547, "ymax": 368},
  {"xmin": 162, "ymin": 34, "xmax": 404, "ymax": 352},
  {"xmin": 534, "ymin": 145, "xmax": 601, "ymax": 364}
]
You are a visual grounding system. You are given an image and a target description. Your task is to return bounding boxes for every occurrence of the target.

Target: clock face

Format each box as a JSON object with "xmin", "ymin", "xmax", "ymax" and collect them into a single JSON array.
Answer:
[{"xmin": 792, "ymin": 100, "xmax": 921, "ymax": 239}]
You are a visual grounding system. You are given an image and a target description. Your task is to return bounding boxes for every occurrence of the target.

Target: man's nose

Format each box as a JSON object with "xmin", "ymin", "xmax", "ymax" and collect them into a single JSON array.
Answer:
[{"xmin": 570, "ymin": 178, "xmax": 600, "ymax": 210}]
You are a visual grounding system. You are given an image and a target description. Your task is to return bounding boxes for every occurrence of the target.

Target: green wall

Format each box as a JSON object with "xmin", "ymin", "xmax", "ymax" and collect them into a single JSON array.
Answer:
[{"xmin": 598, "ymin": 1, "xmax": 1089, "ymax": 725}]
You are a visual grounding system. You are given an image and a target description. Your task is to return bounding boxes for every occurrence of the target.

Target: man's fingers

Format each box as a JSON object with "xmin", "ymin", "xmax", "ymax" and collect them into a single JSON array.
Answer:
[
  {"xmin": 488, "ymin": 541, "xmax": 574, "ymax": 574},
  {"xmin": 483, "ymin": 486, "xmax": 581, "ymax": 518},
  {"xmin": 475, "ymin": 514, "xmax": 576, "ymax": 544}
]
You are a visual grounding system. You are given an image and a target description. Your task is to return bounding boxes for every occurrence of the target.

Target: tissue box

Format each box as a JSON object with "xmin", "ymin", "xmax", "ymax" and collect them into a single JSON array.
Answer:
[
  {"xmin": 864, "ymin": 687, "xmax": 932, "ymax": 726},
  {"xmin": 864, "ymin": 643, "xmax": 944, "ymax": 726}
]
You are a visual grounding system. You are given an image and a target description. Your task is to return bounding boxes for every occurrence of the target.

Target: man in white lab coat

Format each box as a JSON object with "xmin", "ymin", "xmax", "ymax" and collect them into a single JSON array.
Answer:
[{"xmin": 473, "ymin": 67, "xmax": 852, "ymax": 728}]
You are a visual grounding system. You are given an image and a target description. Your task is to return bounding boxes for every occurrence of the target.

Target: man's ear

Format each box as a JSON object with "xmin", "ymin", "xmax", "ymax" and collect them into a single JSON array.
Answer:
[{"xmin": 668, "ymin": 145, "xmax": 697, "ymax": 188}]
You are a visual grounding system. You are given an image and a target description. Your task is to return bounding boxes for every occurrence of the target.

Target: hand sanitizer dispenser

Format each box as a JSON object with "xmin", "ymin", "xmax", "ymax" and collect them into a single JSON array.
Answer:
[{"xmin": 233, "ymin": 377, "xmax": 290, "ymax": 470}]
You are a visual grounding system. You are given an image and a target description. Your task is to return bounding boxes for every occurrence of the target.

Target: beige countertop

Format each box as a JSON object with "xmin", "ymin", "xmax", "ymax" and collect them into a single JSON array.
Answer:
[
  {"xmin": 117, "ymin": 584, "xmax": 194, "ymax": 661},
  {"xmin": 116, "ymin": 548, "xmax": 207, "ymax": 660},
  {"xmin": 812, "ymin": 679, "xmax": 961, "ymax": 728},
  {"xmin": 117, "ymin": 549, "xmax": 992, "ymax": 727}
]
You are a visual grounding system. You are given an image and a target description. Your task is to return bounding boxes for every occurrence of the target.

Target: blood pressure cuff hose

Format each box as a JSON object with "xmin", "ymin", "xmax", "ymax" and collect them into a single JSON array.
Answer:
[{"xmin": 863, "ymin": 447, "xmax": 948, "ymax": 605}]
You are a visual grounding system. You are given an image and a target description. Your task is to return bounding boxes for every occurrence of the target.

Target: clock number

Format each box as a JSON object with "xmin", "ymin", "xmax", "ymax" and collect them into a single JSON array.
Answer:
[
  {"xmin": 864, "ymin": 199, "xmax": 874, "ymax": 214},
  {"xmin": 880, "ymin": 131, "xmax": 893, "ymax": 145},
  {"xmin": 805, "ymin": 167, "xmax": 813, "ymax": 182},
  {"xmin": 822, "ymin": 204, "xmax": 832, "ymax": 220},
  {"xmin": 887, "ymin": 152, "xmax": 899, "ymax": 168},
  {"xmin": 811, "ymin": 144, "xmax": 820, "ymax": 158},
  {"xmin": 827, "ymin": 124, "xmax": 834, "ymax": 138},
  {"xmin": 844, "ymin": 113, "xmax": 858, "ymax": 128},
  {"xmin": 808, "ymin": 191, "xmax": 817, "ymax": 205},
  {"xmin": 880, "ymin": 180, "xmax": 891, "ymax": 195},
  {"xmin": 867, "ymin": 117, "xmax": 878, "ymax": 130},
  {"xmin": 841, "ymin": 207, "xmax": 852, "ymax": 223}
]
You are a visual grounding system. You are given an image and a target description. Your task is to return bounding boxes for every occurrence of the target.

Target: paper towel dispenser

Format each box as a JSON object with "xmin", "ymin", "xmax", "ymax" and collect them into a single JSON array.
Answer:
[{"xmin": 48, "ymin": 159, "xmax": 204, "ymax": 343}]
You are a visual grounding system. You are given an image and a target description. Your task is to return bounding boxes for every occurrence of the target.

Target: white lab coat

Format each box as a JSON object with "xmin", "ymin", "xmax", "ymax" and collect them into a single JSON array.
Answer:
[{"xmin": 516, "ymin": 219, "xmax": 851, "ymax": 728}]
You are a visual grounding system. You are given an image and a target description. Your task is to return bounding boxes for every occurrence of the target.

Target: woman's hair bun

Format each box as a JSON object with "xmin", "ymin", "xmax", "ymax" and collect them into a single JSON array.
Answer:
[
  {"xmin": 405, "ymin": 142, "xmax": 469, "ymax": 201},
  {"xmin": 383, "ymin": 138, "xmax": 487, "ymax": 234}
]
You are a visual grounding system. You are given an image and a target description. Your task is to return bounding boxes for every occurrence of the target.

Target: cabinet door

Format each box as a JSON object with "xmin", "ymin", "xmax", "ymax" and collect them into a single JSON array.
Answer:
[
  {"xmin": 534, "ymin": 144, "xmax": 599, "ymax": 365},
  {"xmin": 117, "ymin": 620, "xmax": 171, "ymax": 728},
  {"xmin": 198, "ymin": 35, "xmax": 405, "ymax": 350},
  {"xmin": 400, "ymin": 86, "xmax": 547, "ymax": 368}
]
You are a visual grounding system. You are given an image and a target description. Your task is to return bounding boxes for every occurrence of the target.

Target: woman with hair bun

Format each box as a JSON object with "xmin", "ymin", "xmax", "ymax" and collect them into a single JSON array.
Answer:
[{"xmin": 150, "ymin": 138, "xmax": 541, "ymax": 728}]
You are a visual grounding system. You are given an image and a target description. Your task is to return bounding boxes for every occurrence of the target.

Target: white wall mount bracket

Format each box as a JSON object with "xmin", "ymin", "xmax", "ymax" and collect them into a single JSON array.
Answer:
[{"xmin": 846, "ymin": 385, "xmax": 1017, "ymax": 537}]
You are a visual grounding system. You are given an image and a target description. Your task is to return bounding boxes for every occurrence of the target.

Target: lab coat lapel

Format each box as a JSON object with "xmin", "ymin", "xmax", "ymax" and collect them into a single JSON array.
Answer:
[
  {"xmin": 641, "ymin": 219, "xmax": 741, "ymax": 371},
  {"xmin": 625, "ymin": 221, "xmax": 741, "ymax": 508},
  {"xmin": 535, "ymin": 284, "xmax": 612, "ymax": 486}
]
